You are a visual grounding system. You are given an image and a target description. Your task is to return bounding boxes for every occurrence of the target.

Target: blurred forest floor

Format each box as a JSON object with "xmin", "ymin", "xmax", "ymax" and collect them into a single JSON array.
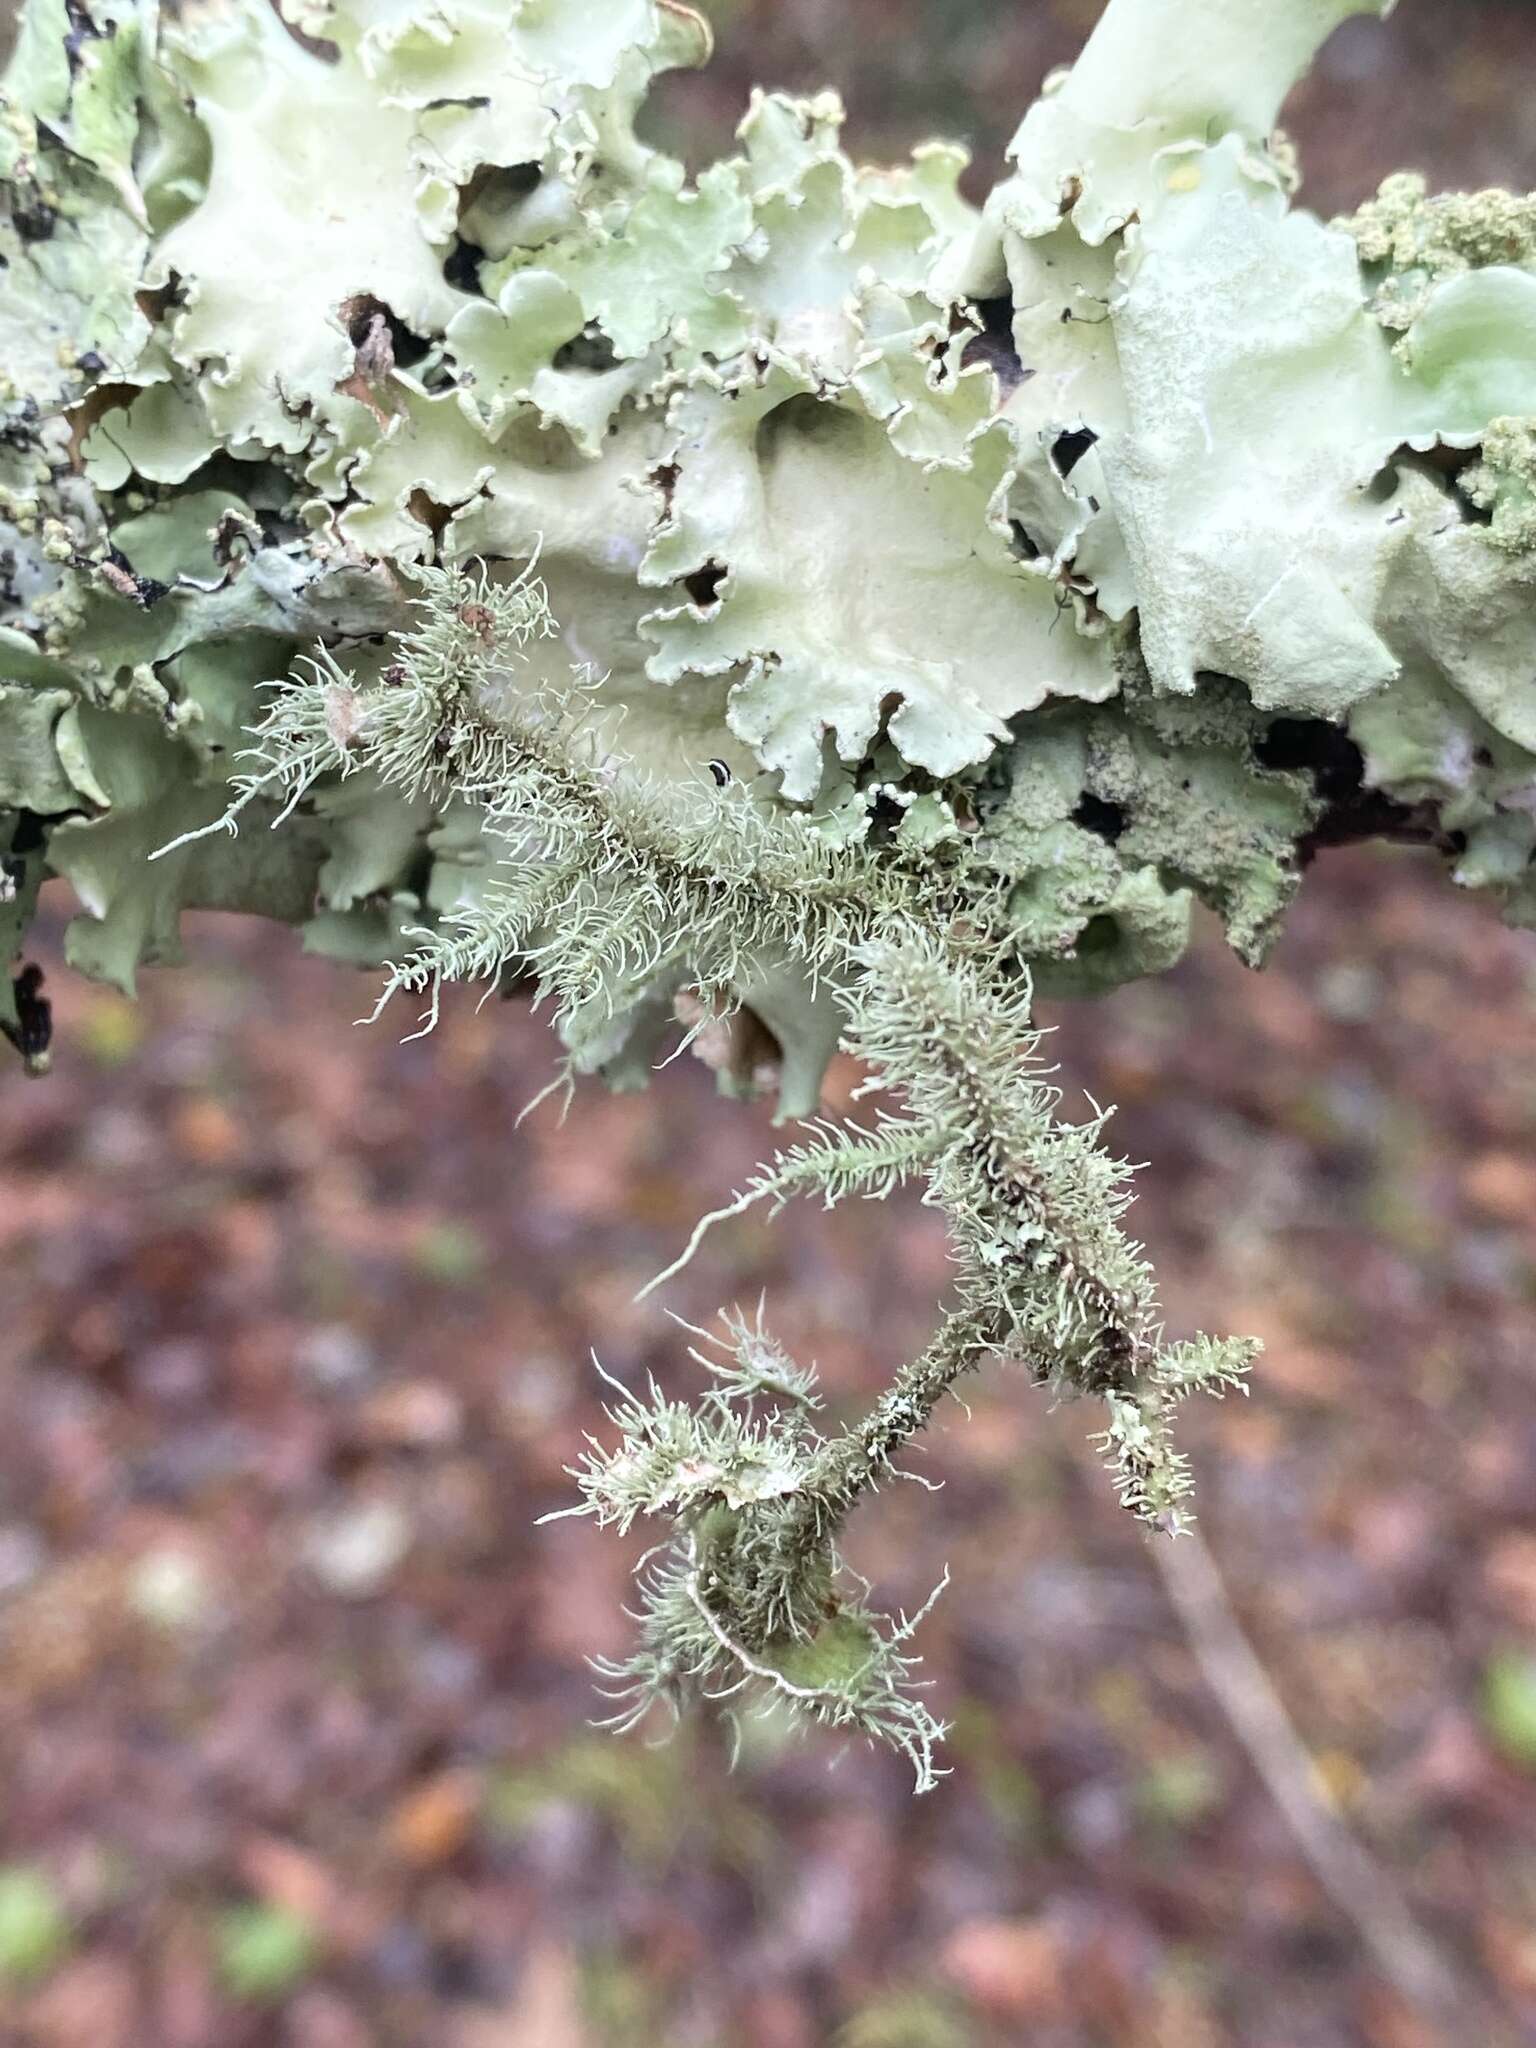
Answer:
[{"xmin": 4, "ymin": 3, "xmax": 1536, "ymax": 2045}]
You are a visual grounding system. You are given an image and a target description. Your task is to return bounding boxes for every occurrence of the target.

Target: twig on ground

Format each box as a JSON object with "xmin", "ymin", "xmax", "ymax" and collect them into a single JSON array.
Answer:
[{"xmin": 1153, "ymin": 1522, "xmax": 1510, "ymax": 2040}]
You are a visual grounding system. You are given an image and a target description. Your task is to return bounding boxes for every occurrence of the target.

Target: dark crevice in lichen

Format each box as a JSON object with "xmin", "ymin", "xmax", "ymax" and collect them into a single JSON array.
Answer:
[
  {"xmin": 340, "ymin": 294, "xmax": 431, "ymax": 370},
  {"xmin": 452, "ymin": 162, "xmax": 541, "ymax": 284},
  {"xmin": 10, "ymin": 191, "xmax": 56, "ymax": 243},
  {"xmin": 442, "ymin": 234, "xmax": 489, "ymax": 297},
  {"xmin": 1379, "ymin": 443, "xmax": 1492, "ymax": 528},
  {"xmin": 9, "ymin": 812, "xmax": 47, "ymax": 857},
  {"xmin": 1255, "ymin": 716, "xmax": 1367, "ymax": 804},
  {"xmin": 683, "ymin": 559, "xmax": 728, "ymax": 610},
  {"xmin": 0, "ymin": 963, "xmax": 51, "ymax": 1070},
  {"xmin": 960, "ymin": 295, "xmax": 1030, "ymax": 396},
  {"xmin": 1075, "ymin": 911, "xmax": 1124, "ymax": 957},
  {"xmin": 1051, "ymin": 426, "xmax": 1098, "ymax": 479},
  {"xmin": 1256, "ymin": 717, "xmax": 1465, "ymax": 862},
  {"xmin": 1071, "ymin": 790, "xmax": 1127, "ymax": 843},
  {"xmin": 552, "ymin": 323, "xmax": 620, "ymax": 373}
]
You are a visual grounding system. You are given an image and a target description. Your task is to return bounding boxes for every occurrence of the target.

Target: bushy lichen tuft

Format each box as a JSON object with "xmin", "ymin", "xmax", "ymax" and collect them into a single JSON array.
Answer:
[{"xmin": 1463, "ymin": 416, "xmax": 1536, "ymax": 554}]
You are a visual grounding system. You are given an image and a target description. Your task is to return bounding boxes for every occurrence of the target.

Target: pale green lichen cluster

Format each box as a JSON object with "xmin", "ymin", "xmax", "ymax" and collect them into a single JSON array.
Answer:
[
  {"xmin": 3, "ymin": 0, "xmax": 1536, "ymax": 1778},
  {"xmin": 5, "ymin": 0, "xmax": 1536, "ymax": 1075}
]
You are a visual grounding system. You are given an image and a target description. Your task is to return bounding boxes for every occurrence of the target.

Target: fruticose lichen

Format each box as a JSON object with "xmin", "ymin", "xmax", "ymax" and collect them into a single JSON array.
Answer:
[{"xmin": 3, "ymin": 0, "xmax": 1534, "ymax": 1782}]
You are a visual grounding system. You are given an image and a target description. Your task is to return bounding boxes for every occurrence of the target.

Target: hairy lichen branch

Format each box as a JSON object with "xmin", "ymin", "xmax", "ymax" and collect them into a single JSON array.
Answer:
[{"xmin": 212, "ymin": 566, "xmax": 1257, "ymax": 1783}]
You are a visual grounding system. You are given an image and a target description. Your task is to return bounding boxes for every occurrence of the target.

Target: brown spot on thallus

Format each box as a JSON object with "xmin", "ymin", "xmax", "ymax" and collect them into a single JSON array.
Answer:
[
  {"xmin": 211, "ymin": 510, "xmax": 254, "ymax": 565},
  {"xmin": 649, "ymin": 461, "xmax": 681, "ymax": 521},
  {"xmin": 97, "ymin": 554, "xmax": 165, "ymax": 608},
  {"xmin": 457, "ymin": 602, "xmax": 496, "ymax": 647},
  {"xmin": 98, "ymin": 558, "xmax": 140, "ymax": 602},
  {"xmin": 354, "ymin": 311, "xmax": 395, "ymax": 388}
]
